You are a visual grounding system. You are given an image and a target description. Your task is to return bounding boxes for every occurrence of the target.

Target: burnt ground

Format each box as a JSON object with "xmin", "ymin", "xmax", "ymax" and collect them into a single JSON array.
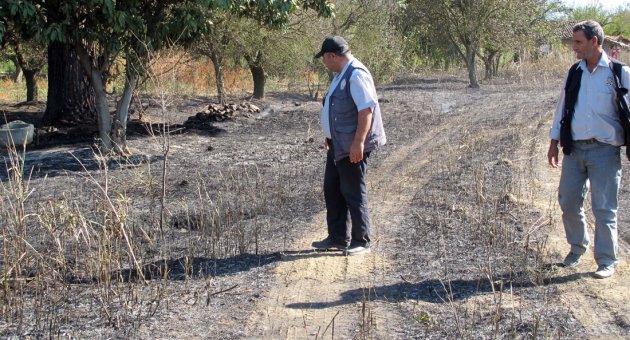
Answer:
[{"xmin": 0, "ymin": 73, "xmax": 630, "ymax": 338}]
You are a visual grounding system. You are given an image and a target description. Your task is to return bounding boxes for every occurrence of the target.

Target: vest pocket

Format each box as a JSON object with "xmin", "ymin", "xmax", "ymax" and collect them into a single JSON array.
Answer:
[
  {"xmin": 334, "ymin": 124, "xmax": 357, "ymax": 134},
  {"xmin": 333, "ymin": 115, "xmax": 358, "ymax": 134}
]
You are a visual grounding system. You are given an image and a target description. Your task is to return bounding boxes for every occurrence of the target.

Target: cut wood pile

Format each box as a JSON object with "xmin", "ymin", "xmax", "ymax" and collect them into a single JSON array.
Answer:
[{"xmin": 183, "ymin": 102, "xmax": 261, "ymax": 130}]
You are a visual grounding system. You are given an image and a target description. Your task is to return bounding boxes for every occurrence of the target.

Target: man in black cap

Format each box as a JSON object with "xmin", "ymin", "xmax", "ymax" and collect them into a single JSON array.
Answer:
[{"xmin": 311, "ymin": 36, "xmax": 386, "ymax": 255}]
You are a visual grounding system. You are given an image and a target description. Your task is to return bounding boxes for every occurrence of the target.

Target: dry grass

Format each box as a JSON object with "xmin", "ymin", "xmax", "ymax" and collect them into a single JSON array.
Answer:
[
  {"xmin": 0, "ymin": 52, "xmax": 609, "ymax": 337},
  {"xmin": 0, "ymin": 46, "xmax": 325, "ymax": 336},
  {"xmin": 136, "ymin": 55, "xmax": 254, "ymax": 98},
  {"xmin": 0, "ymin": 78, "xmax": 48, "ymax": 102},
  {"xmin": 0, "ymin": 139, "xmax": 318, "ymax": 336}
]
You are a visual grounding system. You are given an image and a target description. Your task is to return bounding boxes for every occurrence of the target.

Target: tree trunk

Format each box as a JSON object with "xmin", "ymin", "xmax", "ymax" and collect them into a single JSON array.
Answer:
[
  {"xmin": 483, "ymin": 59, "xmax": 492, "ymax": 80},
  {"xmin": 113, "ymin": 68, "xmax": 137, "ymax": 155},
  {"xmin": 77, "ymin": 44, "xmax": 112, "ymax": 150},
  {"xmin": 251, "ymin": 65, "xmax": 265, "ymax": 99},
  {"xmin": 42, "ymin": 42, "xmax": 98, "ymax": 126},
  {"xmin": 492, "ymin": 53, "xmax": 501, "ymax": 77},
  {"xmin": 482, "ymin": 54, "xmax": 492, "ymax": 81},
  {"xmin": 465, "ymin": 47, "xmax": 479, "ymax": 88},
  {"xmin": 245, "ymin": 51, "xmax": 266, "ymax": 99},
  {"xmin": 11, "ymin": 56, "xmax": 23, "ymax": 84},
  {"xmin": 482, "ymin": 50, "xmax": 498, "ymax": 80},
  {"xmin": 424, "ymin": 42, "xmax": 430, "ymax": 66},
  {"xmin": 209, "ymin": 51, "xmax": 226, "ymax": 104},
  {"xmin": 13, "ymin": 44, "xmax": 44, "ymax": 103},
  {"xmin": 23, "ymin": 70, "xmax": 38, "ymax": 102}
]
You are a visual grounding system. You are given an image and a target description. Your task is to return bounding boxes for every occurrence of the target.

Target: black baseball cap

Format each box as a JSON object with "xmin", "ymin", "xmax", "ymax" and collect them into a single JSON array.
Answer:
[{"xmin": 314, "ymin": 36, "xmax": 349, "ymax": 58}]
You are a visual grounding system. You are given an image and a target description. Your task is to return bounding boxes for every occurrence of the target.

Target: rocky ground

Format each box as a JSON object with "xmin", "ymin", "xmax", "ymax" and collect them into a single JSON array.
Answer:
[{"xmin": 0, "ymin": 72, "xmax": 629, "ymax": 338}]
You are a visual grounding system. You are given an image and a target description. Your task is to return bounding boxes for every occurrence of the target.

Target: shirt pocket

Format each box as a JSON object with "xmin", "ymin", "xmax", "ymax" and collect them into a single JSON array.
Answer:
[{"xmin": 595, "ymin": 86, "xmax": 617, "ymax": 116}]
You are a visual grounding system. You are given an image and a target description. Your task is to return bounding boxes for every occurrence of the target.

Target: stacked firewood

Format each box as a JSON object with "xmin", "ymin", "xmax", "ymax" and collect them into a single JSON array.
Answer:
[
  {"xmin": 193, "ymin": 103, "xmax": 261, "ymax": 122},
  {"xmin": 183, "ymin": 102, "xmax": 261, "ymax": 131}
]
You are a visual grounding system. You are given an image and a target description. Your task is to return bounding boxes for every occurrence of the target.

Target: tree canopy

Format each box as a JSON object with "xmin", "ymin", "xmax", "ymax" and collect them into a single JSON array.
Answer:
[
  {"xmin": 401, "ymin": 0, "xmax": 561, "ymax": 87},
  {"xmin": 0, "ymin": 0, "xmax": 333, "ymax": 151}
]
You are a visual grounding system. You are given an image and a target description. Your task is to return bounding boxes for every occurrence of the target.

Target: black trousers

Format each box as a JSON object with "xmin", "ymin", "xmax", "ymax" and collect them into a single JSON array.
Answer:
[{"xmin": 324, "ymin": 142, "xmax": 371, "ymax": 247}]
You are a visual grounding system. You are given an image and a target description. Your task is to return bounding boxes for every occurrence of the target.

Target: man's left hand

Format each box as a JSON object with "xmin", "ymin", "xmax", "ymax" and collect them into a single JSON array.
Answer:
[{"xmin": 349, "ymin": 141, "xmax": 364, "ymax": 163}]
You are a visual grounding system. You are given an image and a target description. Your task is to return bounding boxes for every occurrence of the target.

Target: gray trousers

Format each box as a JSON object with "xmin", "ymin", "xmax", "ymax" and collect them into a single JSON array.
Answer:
[
  {"xmin": 324, "ymin": 143, "xmax": 371, "ymax": 247},
  {"xmin": 558, "ymin": 141, "xmax": 621, "ymax": 266}
]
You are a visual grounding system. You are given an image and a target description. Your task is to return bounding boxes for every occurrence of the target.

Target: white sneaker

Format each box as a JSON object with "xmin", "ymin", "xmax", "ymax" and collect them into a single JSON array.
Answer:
[
  {"xmin": 592, "ymin": 264, "xmax": 615, "ymax": 279},
  {"xmin": 345, "ymin": 243, "xmax": 370, "ymax": 256}
]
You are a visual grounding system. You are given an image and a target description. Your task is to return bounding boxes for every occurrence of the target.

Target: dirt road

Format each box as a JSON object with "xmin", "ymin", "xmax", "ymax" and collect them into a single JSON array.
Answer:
[
  {"xmin": 2, "ymin": 74, "xmax": 630, "ymax": 338},
  {"xmin": 244, "ymin": 77, "xmax": 630, "ymax": 338}
]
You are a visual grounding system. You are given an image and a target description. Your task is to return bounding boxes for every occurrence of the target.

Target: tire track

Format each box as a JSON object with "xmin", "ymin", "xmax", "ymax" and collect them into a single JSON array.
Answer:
[{"xmin": 245, "ymin": 91, "xmax": 467, "ymax": 338}]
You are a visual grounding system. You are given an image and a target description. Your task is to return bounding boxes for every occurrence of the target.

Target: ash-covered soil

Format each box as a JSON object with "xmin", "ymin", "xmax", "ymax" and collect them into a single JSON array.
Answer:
[{"xmin": 1, "ymin": 74, "xmax": 630, "ymax": 338}]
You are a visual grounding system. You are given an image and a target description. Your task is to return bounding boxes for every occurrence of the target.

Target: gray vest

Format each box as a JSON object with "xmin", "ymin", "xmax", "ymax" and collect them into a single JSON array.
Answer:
[{"xmin": 329, "ymin": 61, "xmax": 386, "ymax": 160}]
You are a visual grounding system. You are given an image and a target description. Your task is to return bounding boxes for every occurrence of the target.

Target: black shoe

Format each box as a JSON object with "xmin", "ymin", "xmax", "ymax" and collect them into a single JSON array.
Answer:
[
  {"xmin": 345, "ymin": 242, "xmax": 370, "ymax": 255},
  {"xmin": 562, "ymin": 252, "xmax": 582, "ymax": 267},
  {"xmin": 312, "ymin": 237, "xmax": 346, "ymax": 250}
]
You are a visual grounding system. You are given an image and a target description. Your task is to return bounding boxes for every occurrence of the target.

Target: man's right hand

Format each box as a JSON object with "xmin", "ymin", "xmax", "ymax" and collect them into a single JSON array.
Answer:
[
  {"xmin": 547, "ymin": 140, "xmax": 560, "ymax": 168},
  {"xmin": 324, "ymin": 138, "xmax": 329, "ymax": 151}
]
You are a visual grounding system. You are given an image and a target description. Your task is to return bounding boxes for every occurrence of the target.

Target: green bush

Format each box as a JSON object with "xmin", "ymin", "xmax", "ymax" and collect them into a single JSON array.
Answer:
[{"xmin": 0, "ymin": 60, "xmax": 16, "ymax": 74}]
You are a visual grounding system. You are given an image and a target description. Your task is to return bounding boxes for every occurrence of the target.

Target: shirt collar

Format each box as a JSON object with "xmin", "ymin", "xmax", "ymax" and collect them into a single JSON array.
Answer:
[
  {"xmin": 578, "ymin": 51, "xmax": 611, "ymax": 72},
  {"xmin": 334, "ymin": 56, "xmax": 355, "ymax": 79}
]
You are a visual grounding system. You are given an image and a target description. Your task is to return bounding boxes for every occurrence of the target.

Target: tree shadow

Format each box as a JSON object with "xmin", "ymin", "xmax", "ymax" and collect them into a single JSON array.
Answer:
[
  {"xmin": 126, "ymin": 120, "xmax": 227, "ymax": 138},
  {"xmin": 285, "ymin": 268, "xmax": 588, "ymax": 309},
  {"xmin": 0, "ymin": 146, "xmax": 163, "ymax": 180}
]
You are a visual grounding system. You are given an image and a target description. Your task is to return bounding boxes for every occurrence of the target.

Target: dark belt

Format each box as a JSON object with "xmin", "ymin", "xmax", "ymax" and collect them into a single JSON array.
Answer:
[{"xmin": 575, "ymin": 138, "xmax": 598, "ymax": 144}]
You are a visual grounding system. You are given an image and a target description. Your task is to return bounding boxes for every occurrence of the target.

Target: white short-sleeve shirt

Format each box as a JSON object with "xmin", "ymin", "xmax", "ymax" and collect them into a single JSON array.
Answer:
[{"xmin": 321, "ymin": 58, "xmax": 378, "ymax": 139}]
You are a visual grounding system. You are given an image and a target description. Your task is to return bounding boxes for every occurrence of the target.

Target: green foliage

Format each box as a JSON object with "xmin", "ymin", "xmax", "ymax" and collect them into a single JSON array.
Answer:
[
  {"xmin": 567, "ymin": 3, "xmax": 610, "ymax": 25},
  {"xmin": 347, "ymin": 10, "xmax": 404, "ymax": 83},
  {"xmin": 0, "ymin": 60, "xmax": 15, "ymax": 74},
  {"xmin": 415, "ymin": 311, "xmax": 432, "ymax": 326},
  {"xmin": 308, "ymin": 0, "xmax": 406, "ymax": 84},
  {"xmin": 605, "ymin": 8, "xmax": 630, "ymax": 36},
  {"xmin": 397, "ymin": 9, "xmax": 460, "ymax": 70},
  {"xmin": 0, "ymin": 0, "xmax": 333, "ymax": 72},
  {"xmin": 400, "ymin": 0, "xmax": 560, "ymax": 78},
  {"xmin": 225, "ymin": 0, "xmax": 334, "ymax": 26},
  {"xmin": 565, "ymin": 3, "xmax": 630, "ymax": 37},
  {"xmin": 222, "ymin": 0, "xmax": 404, "ymax": 87}
]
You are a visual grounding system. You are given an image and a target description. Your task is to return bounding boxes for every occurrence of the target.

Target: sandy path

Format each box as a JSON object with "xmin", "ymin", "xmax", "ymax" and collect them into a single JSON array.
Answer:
[
  {"xmin": 536, "ymin": 158, "xmax": 630, "ymax": 337},
  {"xmin": 245, "ymin": 91, "xmax": 460, "ymax": 338},
  {"xmin": 520, "ymin": 101, "xmax": 630, "ymax": 337},
  {"xmin": 246, "ymin": 85, "xmax": 630, "ymax": 338}
]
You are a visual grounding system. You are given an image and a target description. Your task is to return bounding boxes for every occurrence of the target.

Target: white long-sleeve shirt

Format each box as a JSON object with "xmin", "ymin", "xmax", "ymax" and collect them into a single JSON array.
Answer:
[{"xmin": 549, "ymin": 52, "xmax": 630, "ymax": 146}]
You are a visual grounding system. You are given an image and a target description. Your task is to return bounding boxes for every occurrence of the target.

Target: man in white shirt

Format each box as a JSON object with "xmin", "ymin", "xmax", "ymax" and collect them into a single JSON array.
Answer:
[
  {"xmin": 548, "ymin": 21, "xmax": 630, "ymax": 279},
  {"xmin": 310, "ymin": 36, "xmax": 386, "ymax": 255}
]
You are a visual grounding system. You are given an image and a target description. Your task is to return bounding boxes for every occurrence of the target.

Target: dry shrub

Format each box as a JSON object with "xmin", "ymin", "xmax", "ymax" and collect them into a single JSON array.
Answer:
[
  {"xmin": 0, "ymin": 78, "xmax": 48, "ymax": 102},
  {"xmin": 498, "ymin": 44, "xmax": 630, "ymax": 89},
  {"xmin": 138, "ymin": 54, "xmax": 253, "ymax": 98},
  {"xmin": 222, "ymin": 67, "xmax": 252, "ymax": 95},
  {"xmin": 0, "ymin": 79, "xmax": 18, "ymax": 101},
  {"xmin": 498, "ymin": 51, "xmax": 574, "ymax": 87}
]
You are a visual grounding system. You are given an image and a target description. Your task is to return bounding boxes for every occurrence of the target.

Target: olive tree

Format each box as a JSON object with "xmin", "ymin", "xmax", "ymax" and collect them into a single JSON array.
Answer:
[
  {"xmin": 0, "ymin": 0, "xmax": 333, "ymax": 152},
  {"xmin": 402, "ymin": 0, "xmax": 559, "ymax": 87},
  {"xmin": 0, "ymin": 29, "xmax": 46, "ymax": 101}
]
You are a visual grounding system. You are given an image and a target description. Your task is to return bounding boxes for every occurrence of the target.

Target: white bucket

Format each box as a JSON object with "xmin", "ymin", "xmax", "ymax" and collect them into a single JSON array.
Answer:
[{"xmin": 0, "ymin": 120, "xmax": 35, "ymax": 147}]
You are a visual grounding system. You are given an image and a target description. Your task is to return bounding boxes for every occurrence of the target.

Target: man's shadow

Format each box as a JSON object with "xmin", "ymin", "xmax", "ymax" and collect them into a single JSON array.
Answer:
[
  {"xmin": 285, "ymin": 264, "xmax": 588, "ymax": 309},
  {"xmin": 63, "ymin": 249, "xmax": 345, "ymax": 284}
]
